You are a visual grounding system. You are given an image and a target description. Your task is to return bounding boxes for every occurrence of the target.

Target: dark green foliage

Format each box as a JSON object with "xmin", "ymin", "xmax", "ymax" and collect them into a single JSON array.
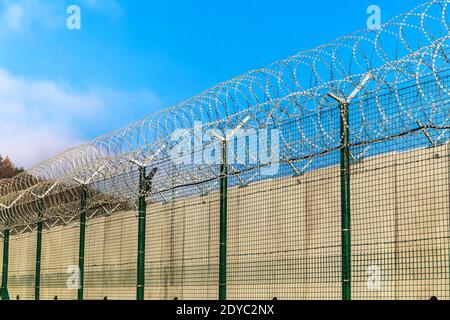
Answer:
[{"xmin": 0, "ymin": 155, "xmax": 23, "ymax": 180}]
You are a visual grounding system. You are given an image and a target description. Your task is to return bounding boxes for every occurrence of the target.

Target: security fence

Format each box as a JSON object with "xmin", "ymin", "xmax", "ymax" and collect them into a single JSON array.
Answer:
[{"xmin": 1, "ymin": 0, "xmax": 450, "ymax": 300}]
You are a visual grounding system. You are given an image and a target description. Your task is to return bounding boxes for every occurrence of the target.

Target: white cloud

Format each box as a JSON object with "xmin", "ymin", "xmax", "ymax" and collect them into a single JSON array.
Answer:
[
  {"xmin": 0, "ymin": 69, "xmax": 161, "ymax": 169},
  {"xmin": 3, "ymin": 2, "xmax": 24, "ymax": 31},
  {"xmin": 0, "ymin": 121, "xmax": 82, "ymax": 170},
  {"xmin": 0, "ymin": 0, "xmax": 60, "ymax": 34},
  {"xmin": 1, "ymin": 0, "xmax": 25, "ymax": 32}
]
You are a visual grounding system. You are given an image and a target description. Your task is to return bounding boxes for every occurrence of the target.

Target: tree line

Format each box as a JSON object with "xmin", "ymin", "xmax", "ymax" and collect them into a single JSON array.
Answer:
[{"xmin": 0, "ymin": 155, "xmax": 23, "ymax": 179}]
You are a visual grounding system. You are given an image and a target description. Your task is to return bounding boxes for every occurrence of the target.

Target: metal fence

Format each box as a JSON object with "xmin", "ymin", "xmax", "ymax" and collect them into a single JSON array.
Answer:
[{"xmin": 1, "ymin": 0, "xmax": 450, "ymax": 300}]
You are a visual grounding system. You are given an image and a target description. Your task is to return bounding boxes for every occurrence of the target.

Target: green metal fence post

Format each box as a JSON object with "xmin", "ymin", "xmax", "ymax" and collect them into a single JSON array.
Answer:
[
  {"xmin": 1, "ymin": 229, "xmax": 10, "ymax": 300},
  {"xmin": 340, "ymin": 102, "xmax": 351, "ymax": 300},
  {"xmin": 136, "ymin": 166, "xmax": 147, "ymax": 300},
  {"xmin": 214, "ymin": 116, "xmax": 250, "ymax": 301},
  {"xmin": 35, "ymin": 198, "xmax": 44, "ymax": 300},
  {"xmin": 329, "ymin": 73, "xmax": 371, "ymax": 301},
  {"xmin": 219, "ymin": 140, "xmax": 228, "ymax": 300},
  {"xmin": 78, "ymin": 186, "xmax": 88, "ymax": 301}
]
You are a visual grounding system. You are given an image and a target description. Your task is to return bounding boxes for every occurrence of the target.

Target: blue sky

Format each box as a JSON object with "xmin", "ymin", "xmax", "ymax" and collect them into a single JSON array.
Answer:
[{"xmin": 0, "ymin": 0, "xmax": 425, "ymax": 167}]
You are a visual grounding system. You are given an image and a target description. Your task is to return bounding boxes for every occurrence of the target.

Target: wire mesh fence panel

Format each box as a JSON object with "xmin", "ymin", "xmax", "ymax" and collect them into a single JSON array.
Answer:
[
  {"xmin": 145, "ymin": 185, "xmax": 220, "ymax": 300},
  {"xmin": 104, "ymin": 211, "xmax": 138, "ymax": 300},
  {"xmin": 8, "ymin": 231, "xmax": 36, "ymax": 300},
  {"xmin": 352, "ymin": 143, "xmax": 450, "ymax": 300},
  {"xmin": 40, "ymin": 222, "xmax": 79, "ymax": 300},
  {"xmin": 227, "ymin": 176, "xmax": 310, "ymax": 299},
  {"xmin": 394, "ymin": 145, "xmax": 449, "ymax": 300},
  {"xmin": 224, "ymin": 105, "xmax": 342, "ymax": 300},
  {"xmin": 350, "ymin": 151, "xmax": 398, "ymax": 300},
  {"xmin": 84, "ymin": 211, "xmax": 138, "ymax": 300},
  {"xmin": 84, "ymin": 215, "xmax": 107, "ymax": 300},
  {"xmin": 348, "ymin": 71, "xmax": 450, "ymax": 300},
  {"xmin": 303, "ymin": 166, "xmax": 342, "ymax": 300}
]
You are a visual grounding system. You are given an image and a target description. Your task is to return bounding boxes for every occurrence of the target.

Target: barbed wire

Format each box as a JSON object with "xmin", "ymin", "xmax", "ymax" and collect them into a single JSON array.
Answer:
[{"xmin": 1, "ymin": 0, "xmax": 450, "ymax": 230}]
